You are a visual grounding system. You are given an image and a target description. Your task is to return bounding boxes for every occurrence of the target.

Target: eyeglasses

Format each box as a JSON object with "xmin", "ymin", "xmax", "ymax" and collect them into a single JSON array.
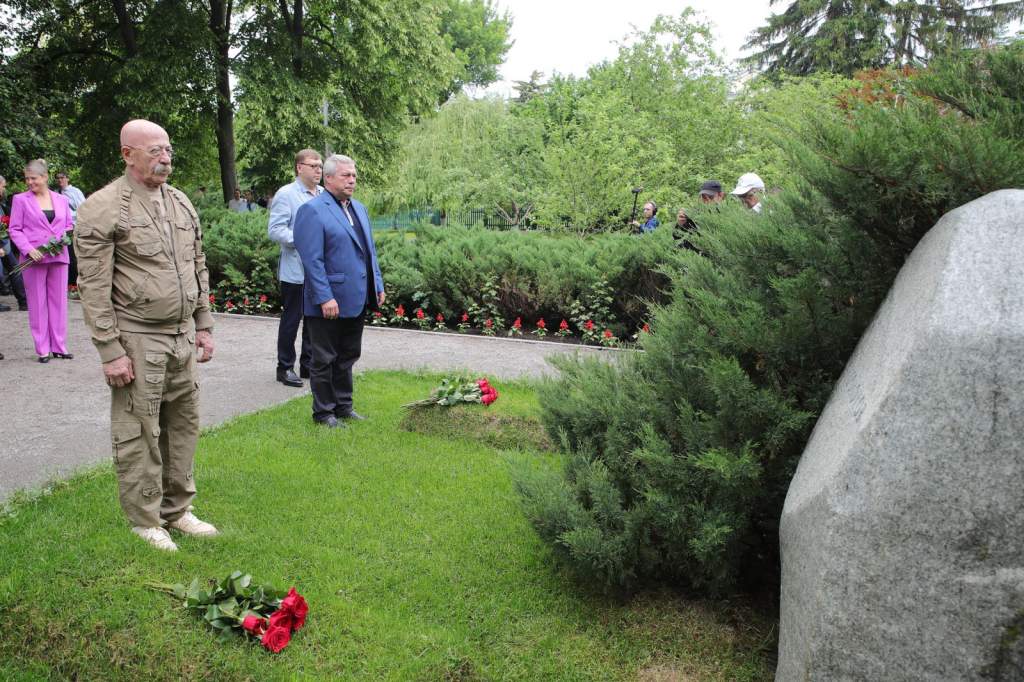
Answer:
[
  {"xmin": 127, "ymin": 145, "xmax": 174, "ymax": 158},
  {"xmin": 299, "ymin": 162, "xmax": 323, "ymax": 170}
]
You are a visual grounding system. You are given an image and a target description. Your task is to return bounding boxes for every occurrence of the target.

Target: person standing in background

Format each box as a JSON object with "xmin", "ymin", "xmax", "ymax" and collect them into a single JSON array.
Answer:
[
  {"xmin": 268, "ymin": 148, "xmax": 323, "ymax": 388},
  {"xmin": 57, "ymin": 171, "xmax": 86, "ymax": 286}
]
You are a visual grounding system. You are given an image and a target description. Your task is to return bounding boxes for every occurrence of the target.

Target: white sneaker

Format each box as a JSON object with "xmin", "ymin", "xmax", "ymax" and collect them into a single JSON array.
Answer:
[
  {"xmin": 132, "ymin": 526, "xmax": 179, "ymax": 552},
  {"xmin": 168, "ymin": 511, "xmax": 219, "ymax": 537}
]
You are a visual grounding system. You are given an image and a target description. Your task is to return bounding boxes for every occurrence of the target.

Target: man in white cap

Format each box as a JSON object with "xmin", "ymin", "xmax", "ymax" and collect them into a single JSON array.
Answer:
[{"xmin": 730, "ymin": 172, "xmax": 766, "ymax": 213}]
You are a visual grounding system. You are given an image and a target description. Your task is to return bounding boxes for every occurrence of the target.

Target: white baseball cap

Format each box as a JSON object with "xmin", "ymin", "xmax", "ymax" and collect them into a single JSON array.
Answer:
[{"xmin": 730, "ymin": 172, "xmax": 765, "ymax": 195}]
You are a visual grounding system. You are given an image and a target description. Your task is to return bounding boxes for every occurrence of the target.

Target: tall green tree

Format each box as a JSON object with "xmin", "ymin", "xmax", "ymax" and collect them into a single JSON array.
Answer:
[
  {"xmin": 0, "ymin": 0, "xmax": 220, "ymax": 191},
  {"xmin": 233, "ymin": 0, "xmax": 511, "ymax": 191},
  {"xmin": 745, "ymin": 0, "xmax": 1024, "ymax": 76},
  {"xmin": 439, "ymin": 0, "xmax": 513, "ymax": 101}
]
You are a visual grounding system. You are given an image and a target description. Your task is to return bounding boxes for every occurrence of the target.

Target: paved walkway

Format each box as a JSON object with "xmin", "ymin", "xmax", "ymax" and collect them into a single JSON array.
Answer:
[{"xmin": 0, "ymin": 297, "xmax": 623, "ymax": 501}]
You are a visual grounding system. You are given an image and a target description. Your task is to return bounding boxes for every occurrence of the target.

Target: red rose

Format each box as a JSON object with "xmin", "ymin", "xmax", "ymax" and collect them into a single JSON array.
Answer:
[
  {"xmin": 482, "ymin": 389, "xmax": 498, "ymax": 406},
  {"xmin": 484, "ymin": 319, "xmax": 493, "ymax": 328},
  {"xmin": 396, "ymin": 305, "xmax": 405, "ymax": 316},
  {"xmin": 436, "ymin": 313, "xmax": 444, "ymax": 322},
  {"xmin": 536, "ymin": 318, "xmax": 546, "ymax": 329},
  {"xmin": 268, "ymin": 608, "xmax": 293, "ymax": 632},
  {"xmin": 461, "ymin": 312, "xmax": 469, "ymax": 322},
  {"xmin": 261, "ymin": 625, "xmax": 291, "ymax": 653},
  {"xmin": 415, "ymin": 308, "xmax": 424, "ymax": 319},
  {"xmin": 642, "ymin": 323, "xmax": 650, "ymax": 333},
  {"xmin": 226, "ymin": 300, "xmax": 235, "ymax": 309},
  {"xmin": 242, "ymin": 615, "xmax": 267, "ymax": 636},
  {"xmin": 512, "ymin": 317, "xmax": 522, "ymax": 329},
  {"xmin": 244, "ymin": 298, "xmax": 250, "ymax": 306},
  {"xmin": 374, "ymin": 311, "xmax": 383, "ymax": 318},
  {"xmin": 208, "ymin": 294, "xmax": 215, "ymax": 304},
  {"xmin": 603, "ymin": 329, "xmax": 613, "ymax": 338},
  {"xmin": 559, "ymin": 319, "xmax": 569, "ymax": 330},
  {"xmin": 0, "ymin": 215, "xmax": 9, "ymax": 225},
  {"xmin": 280, "ymin": 587, "xmax": 309, "ymax": 631},
  {"xmin": 259, "ymin": 294, "xmax": 268, "ymax": 303},
  {"xmin": 585, "ymin": 320, "xmax": 594, "ymax": 330},
  {"xmin": 477, "ymin": 378, "xmax": 490, "ymax": 389}
]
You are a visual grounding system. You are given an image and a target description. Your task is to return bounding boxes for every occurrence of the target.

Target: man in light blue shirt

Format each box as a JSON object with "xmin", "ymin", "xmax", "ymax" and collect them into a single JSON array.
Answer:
[
  {"xmin": 57, "ymin": 171, "xmax": 87, "ymax": 289},
  {"xmin": 268, "ymin": 148, "xmax": 323, "ymax": 387},
  {"xmin": 57, "ymin": 172, "xmax": 86, "ymax": 216}
]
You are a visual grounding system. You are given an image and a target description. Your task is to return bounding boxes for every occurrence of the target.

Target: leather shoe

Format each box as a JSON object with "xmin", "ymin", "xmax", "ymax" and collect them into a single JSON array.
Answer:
[
  {"xmin": 337, "ymin": 410, "xmax": 366, "ymax": 421},
  {"xmin": 299, "ymin": 366, "xmax": 310, "ymax": 379},
  {"xmin": 0, "ymin": 303, "xmax": 10, "ymax": 312},
  {"xmin": 276, "ymin": 368, "xmax": 303, "ymax": 387},
  {"xmin": 315, "ymin": 415, "xmax": 344, "ymax": 429},
  {"xmin": 38, "ymin": 354, "xmax": 50, "ymax": 363},
  {"xmin": 52, "ymin": 352, "xmax": 73, "ymax": 360}
]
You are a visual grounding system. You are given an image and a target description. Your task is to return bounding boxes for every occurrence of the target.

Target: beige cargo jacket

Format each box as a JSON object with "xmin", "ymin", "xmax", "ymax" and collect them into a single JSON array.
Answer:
[{"xmin": 74, "ymin": 174, "xmax": 214, "ymax": 363}]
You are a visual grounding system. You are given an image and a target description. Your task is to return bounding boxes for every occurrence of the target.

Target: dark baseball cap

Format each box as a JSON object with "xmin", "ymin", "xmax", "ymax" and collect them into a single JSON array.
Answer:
[{"xmin": 699, "ymin": 180, "xmax": 723, "ymax": 196}]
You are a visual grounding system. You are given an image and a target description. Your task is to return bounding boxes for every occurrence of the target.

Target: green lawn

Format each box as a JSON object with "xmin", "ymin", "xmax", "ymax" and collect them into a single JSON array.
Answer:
[{"xmin": 0, "ymin": 371, "xmax": 774, "ymax": 681}]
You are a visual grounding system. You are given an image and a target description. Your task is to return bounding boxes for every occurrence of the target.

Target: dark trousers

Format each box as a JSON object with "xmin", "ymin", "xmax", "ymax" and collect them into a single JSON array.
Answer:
[
  {"xmin": 305, "ymin": 314, "xmax": 364, "ymax": 422},
  {"xmin": 276, "ymin": 281, "xmax": 310, "ymax": 372},
  {"xmin": 66, "ymin": 235, "xmax": 78, "ymax": 287},
  {"xmin": 0, "ymin": 239, "xmax": 26, "ymax": 305}
]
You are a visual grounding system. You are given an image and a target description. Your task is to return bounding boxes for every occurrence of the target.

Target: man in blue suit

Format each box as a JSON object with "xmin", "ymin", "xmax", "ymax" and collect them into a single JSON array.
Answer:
[{"xmin": 293, "ymin": 154, "xmax": 385, "ymax": 428}]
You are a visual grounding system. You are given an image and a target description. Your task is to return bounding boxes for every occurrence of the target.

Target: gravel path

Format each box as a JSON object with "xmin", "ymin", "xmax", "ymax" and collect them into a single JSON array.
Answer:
[{"xmin": 0, "ymin": 296, "xmax": 623, "ymax": 501}]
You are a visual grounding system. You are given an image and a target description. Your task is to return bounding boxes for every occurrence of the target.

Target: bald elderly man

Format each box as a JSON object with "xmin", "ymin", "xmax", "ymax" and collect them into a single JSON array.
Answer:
[{"xmin": 75, "ymin": 119, "xmax": 218, "ymax": 551}]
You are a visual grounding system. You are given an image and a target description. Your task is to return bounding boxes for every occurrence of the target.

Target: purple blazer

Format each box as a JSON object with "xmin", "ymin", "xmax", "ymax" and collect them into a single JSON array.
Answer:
[{"xmin": 9, "ymin": 190, "xmax": 72, "ymax": 265}]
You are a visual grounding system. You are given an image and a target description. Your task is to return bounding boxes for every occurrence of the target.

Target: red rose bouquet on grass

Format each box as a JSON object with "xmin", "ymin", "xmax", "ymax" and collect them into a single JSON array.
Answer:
[
  {"xmin": 403, "ymin": 374, "xmax": 499, "ymax": 409},
  {"xmin": 147, "ymin": 571, "xmax": 307, "ymax": 653}
]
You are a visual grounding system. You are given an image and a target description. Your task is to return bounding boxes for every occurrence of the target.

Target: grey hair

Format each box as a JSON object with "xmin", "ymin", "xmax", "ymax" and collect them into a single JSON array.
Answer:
[
  {"xmin": 24, "ymin": 159, "xmax": 48, "ymax": 177},
  {"xmin": 322, "ymin": 154, "xmax": 355, "ymax": 178},
  {"xmin": 0, "ymin": 175, "xmax": 5, "ymax": 183}
]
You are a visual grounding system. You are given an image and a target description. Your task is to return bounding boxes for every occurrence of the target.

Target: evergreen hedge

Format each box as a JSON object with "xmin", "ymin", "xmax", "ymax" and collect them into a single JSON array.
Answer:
[
  {"xmin": 516, "ymin": 43, "xmax": 1024, "ymax": 595},
  {"xmin": 199, "ymin": 201, "xmax": 678, "ymax": 336}
]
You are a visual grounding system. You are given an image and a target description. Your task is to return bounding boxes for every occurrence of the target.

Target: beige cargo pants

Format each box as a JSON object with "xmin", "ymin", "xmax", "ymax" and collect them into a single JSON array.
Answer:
[{"xmin": 110, "ymin": 330, "xmax": 199, "ymax": 528}]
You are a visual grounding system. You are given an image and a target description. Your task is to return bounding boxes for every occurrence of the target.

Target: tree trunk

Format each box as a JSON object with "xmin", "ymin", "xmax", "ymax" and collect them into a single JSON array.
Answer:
[
  {"xmin": 110, "ymin": 0, "xmax": 139, "ymax": 57},
  {"xmin": 209, "ymin": 0, "xmax": 237, "ymax": 202}
]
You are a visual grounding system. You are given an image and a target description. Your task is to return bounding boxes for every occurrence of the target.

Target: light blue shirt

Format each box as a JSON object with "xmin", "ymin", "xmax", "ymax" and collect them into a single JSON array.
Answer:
[
  {"xmin": 61, "ymin": 185, "xmax": 86, "ymax": 219},
  {"xmin": 268, "ymin": 179, "xmax": 322, "ymax": 284}
]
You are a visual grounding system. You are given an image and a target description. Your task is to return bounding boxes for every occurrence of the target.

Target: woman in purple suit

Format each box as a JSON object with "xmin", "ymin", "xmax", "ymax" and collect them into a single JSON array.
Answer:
[{"xmin": 9, "ymin": 159, "xmax": 74, "ymax": 363}]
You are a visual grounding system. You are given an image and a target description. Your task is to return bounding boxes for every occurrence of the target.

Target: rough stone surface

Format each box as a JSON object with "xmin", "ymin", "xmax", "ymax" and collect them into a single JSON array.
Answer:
[
  {"xmin": 0, "ymin": 302, "xmax": 625, "ymax": 502},
  {"xmin": 777, "ymin": 190, "xmax": 1024, "ymax": 681}
]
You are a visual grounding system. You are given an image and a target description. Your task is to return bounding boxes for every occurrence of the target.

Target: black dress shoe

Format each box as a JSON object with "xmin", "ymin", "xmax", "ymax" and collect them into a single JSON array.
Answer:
[
  {"xmin": 337, "ymin": 410, "xmax": 366, "ymax": 421},
  {"xmin": 52, "ymin": 352, "xmax": 74, "ymax": 359},
  {"xmin": 0, "ymin": 303, "xmax": 10, "ymax": 312},
  {"xmin": 299, "ymin": 366, "xmax": 310, "ymax": 379},
  {"xmin": 38, "ymin": 354, "xmax": 50, "ymax": 363},
  {"xmin": 314, "ymin": 415, "xmax": 344, "ymax": 429},
  {"xmin": 276, "ymin": 368, "xmax": 303, "ymax": 387}
]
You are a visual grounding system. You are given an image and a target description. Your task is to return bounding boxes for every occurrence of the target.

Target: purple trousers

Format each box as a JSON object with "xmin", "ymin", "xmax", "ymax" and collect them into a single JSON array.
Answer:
[{"xmin": 23, "ymin": 262, "xmax": 68, "ymax": 357}]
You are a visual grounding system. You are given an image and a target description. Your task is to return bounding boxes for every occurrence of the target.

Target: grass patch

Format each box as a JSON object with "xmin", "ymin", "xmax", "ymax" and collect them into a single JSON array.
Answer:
[{"xmin": 0, "ymin": 370, "xmax": 774, "ymax": 681}]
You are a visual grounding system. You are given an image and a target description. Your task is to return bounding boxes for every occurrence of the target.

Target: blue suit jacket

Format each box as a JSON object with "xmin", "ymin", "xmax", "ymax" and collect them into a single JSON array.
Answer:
[{"xmin": 293, "ymin": 192, "xmax": 384, "ymax": 318}]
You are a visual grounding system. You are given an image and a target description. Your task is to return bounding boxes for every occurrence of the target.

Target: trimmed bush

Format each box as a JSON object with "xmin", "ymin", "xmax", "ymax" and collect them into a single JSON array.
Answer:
[
  {"xmin": 200, "ymin": 204, "xmax": 281, "ymax": 309},
  {"xmin": 375, "ymin": 225, "xmax": 677, "ymax": 335}
]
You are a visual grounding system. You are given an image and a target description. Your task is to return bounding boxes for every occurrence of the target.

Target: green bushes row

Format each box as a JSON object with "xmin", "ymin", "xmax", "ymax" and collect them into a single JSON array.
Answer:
[
  {"xmin": 199, "ymin": 203, "xmax": 282, "ymax": 308},
  {"xmin": 199, "ymin": 200, "xmax": 679, "ymax": 334},
  {"xmin": 375, "ymin": 226, "xmax": 676, "ymax": 335},
  {"xmin": 516, "ymin": 43, "xmax": 1024, "ymax": 596}
]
